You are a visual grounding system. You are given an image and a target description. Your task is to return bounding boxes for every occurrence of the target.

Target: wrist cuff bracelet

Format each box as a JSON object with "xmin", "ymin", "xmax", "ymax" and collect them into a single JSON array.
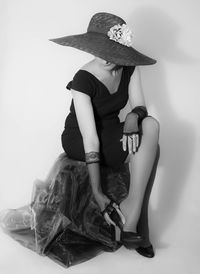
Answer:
[
  {"xmin": 85, "ymin": 151, "xmax": 101, "ymax": 164},
  {"xmin": 131, "ymin": 105, "xmax": 148, "ymax": 124}
]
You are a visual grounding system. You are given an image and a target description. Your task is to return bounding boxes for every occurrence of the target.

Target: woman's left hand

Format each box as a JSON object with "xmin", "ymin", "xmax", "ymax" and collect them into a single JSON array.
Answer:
[
  {"xmin": 120, "ymin": 133, "xmax": 139, "ymax": 154},
  {"xmin": 120, "ymin": 112, "xmax": 140, "ymax": 154}
]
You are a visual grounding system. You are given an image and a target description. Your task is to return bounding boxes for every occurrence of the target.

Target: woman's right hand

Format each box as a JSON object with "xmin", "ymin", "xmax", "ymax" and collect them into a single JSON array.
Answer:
[{"xmin": 93, "ymin": 191, "xmax": 117, "ymax": 226}]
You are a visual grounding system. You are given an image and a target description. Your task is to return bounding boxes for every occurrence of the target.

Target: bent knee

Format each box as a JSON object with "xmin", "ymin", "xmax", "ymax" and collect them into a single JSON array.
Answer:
[{"xmin": 142, "ymin": 116, "xmax": 160, "ymax": 136}]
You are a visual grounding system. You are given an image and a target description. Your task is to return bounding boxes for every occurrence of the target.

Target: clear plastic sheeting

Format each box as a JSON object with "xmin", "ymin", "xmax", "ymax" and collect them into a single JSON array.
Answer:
[{"xmin": 0, "ymin": 153, "xmax": 130, "ymax": 268}]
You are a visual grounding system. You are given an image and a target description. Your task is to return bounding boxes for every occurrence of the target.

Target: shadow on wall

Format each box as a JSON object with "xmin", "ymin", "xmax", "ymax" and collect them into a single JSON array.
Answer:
[{"xmin": 120, "ymin": 6, "xmax": 198, "ymax": 248}]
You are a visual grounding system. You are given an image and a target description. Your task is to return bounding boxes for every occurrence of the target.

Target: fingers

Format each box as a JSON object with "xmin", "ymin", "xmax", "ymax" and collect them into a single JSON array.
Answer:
[
  {"xmin": 136, "ymin": 134, "xmax": 139, "ymax": 147},
  {"xmin": 104, "ymin": 212, "xmax": 116, "ymax": 226},
  {"xmin": 134, "ymin": 134, "xmax": 140, "ymax": 152},
  {"xmin": 102, "ymin": 202, "xmax": 126, "ymax": 226},
  {"xmin": 128, "ymin": 135, "xmax": 133, "ymax": 154},
  {"xmin": 132, "ymin": 135, "xmax": 138, "ymax": 152},
  {"xmin": 114, "ymin": 206, "xmax": 126, "ymax": 225},
  {"xmin": 120, "ymin": 134, "xmax": 127, "ymax": 152},
  {"xmin": 120, "ymin": 134, "xmax": 140, "ymax": 154}
]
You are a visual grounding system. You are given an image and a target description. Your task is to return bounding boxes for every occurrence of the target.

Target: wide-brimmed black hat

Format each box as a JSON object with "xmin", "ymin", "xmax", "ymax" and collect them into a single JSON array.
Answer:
[{"xmin": 49, "ymin": 12, "xmax": 157, "ymax": 66}]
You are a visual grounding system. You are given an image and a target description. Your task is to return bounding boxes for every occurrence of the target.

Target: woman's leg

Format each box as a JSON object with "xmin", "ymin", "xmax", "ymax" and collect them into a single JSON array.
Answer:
[
  {"xmin": 136, "ymin": 143, "xmax": 160, "ymax": 246},
  {"xmin": 119, "ymin": 116, "xmax": 160, "ymax": 235}
]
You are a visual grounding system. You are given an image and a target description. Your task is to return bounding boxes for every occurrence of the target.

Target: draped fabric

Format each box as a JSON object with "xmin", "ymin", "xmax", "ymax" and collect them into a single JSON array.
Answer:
[{"xmin": 0, "ymin": 153, "xmax": 131, "ymax": 268}]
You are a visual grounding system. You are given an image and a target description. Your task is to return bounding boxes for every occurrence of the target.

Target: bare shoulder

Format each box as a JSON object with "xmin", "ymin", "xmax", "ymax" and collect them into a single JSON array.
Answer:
[
  {"xmin": 130, "ymin": 66, "xmax": 140, "ymax": 78},
  {"xmin": 128, "ymin": 66, "xmax": 143, "ymax": 97},
  {"xmin": 80, "ymin": 60, "xmax": 104, "ymax": 81},
  {"xmin": 129, "ymin": 66, "xmax": 141, "ymax": 84}
]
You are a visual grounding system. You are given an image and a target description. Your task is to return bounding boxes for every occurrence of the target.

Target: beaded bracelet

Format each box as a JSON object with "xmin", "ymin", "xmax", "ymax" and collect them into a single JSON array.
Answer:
[{"xmin": 85, "ymin": 151, "xmax": 101, "ymax": 164}]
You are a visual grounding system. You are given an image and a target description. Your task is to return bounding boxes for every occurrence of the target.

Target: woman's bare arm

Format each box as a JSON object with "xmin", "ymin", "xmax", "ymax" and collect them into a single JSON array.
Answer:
[
  {"xmin": 71, "ymin": 89, "xmax": 105, "ymax": 196},
  {"xmin": 128, "ymin": 66, "xmax": 147, "ymax": 108},
  {"xmin": 71, "ymin": 89, "xmax": 100, "ymax": 152},
  {"xmin": 71, "ymin": 88, "xmax": 117, "ymax": 222}
]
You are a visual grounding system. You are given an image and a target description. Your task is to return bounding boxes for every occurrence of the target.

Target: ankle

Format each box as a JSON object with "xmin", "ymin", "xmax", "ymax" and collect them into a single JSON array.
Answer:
[{"xmin": 122, "ymin": 224, "xmax": 137, "ymax": 233}]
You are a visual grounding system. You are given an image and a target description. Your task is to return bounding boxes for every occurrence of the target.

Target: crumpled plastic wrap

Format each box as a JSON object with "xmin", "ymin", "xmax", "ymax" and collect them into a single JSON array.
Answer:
[{"xmin": 0, "ymin": 152, "xmax": 130, "ymax": 268}]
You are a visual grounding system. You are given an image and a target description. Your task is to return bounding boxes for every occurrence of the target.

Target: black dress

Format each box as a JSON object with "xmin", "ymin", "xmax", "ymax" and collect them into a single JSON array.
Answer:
[
  {"xmin": 0, "ymin": 65, "xmax": 157, "ymax": 268},
  {"xmin": 61, "ymin": 65, "xmax": 136, "ymax": 170}
]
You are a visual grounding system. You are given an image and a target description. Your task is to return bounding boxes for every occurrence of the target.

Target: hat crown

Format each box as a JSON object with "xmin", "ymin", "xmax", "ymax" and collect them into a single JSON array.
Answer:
[{"xmin": 87, "ymin": 12, "xmax": 126, "ymax": 35}]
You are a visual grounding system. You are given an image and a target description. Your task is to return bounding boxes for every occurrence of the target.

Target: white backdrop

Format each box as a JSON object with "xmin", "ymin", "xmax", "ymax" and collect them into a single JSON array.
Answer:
[{"xmin": 0, "ymin": 0, "xmax": 200, "ymax": 273}]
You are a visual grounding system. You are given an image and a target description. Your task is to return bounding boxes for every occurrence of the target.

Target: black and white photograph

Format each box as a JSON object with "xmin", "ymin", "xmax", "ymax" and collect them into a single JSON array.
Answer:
[{"xmin": 0, "ymin": 0, "xmax": 199, "ymax": 273}]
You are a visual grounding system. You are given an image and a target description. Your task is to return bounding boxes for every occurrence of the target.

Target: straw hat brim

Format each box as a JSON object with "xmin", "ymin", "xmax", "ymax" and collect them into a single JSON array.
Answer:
[{"xmin": 49, "ymin": 32, "xmax": 156, "ymax": 66}]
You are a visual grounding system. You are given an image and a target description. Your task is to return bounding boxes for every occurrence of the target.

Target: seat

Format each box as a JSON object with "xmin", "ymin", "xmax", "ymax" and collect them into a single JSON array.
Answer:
[
  {"xmin": 0, "ymin": 152, "xmax": 130, "ymax": 267},
  {"xmin": 0, "ymin": 146, "xmax": 160, "ymax": 267}
]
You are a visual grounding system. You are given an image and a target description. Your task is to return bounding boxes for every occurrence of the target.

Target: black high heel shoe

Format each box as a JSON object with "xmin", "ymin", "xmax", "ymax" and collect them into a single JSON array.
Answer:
[
  {"xmin": 135, "ymin": 244, "xmax": 155, "ymax": 258},
  {"xmin": 120, "ymin": 230, "xmax": 144, "ymax": 249},
  {"xmin": 101, "ymin": 200, "xmax": 144, "ymax": 248}
]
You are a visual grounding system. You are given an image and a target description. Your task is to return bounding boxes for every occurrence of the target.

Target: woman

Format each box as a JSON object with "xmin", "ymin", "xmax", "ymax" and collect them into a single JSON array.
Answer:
[
  {"xmin": 51, "ymin": 12, "xmax": 160, "ymax": 257},
  {"xmin": 0, "ymin": 12, "xmax": 160, "ymax": 267}
]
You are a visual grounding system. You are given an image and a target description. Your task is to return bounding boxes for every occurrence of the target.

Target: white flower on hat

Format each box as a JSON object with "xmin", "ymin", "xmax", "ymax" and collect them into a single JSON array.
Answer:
[{"xmin": 107, "ymin": 23, "xmax": 133, "ymax": 47}]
